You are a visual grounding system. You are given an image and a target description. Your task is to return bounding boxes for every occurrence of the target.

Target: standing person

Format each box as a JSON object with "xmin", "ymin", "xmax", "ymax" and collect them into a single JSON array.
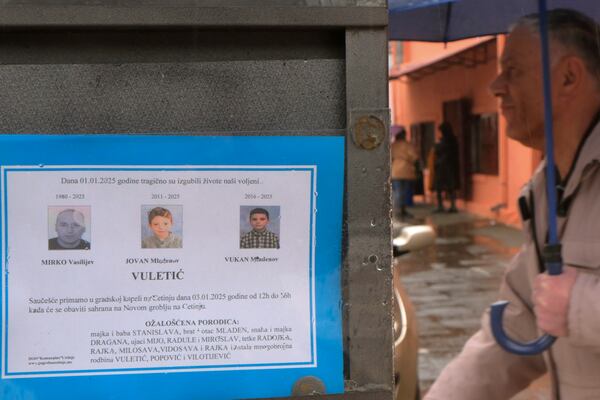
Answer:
[
  {"xmin": 425, "ymin": 9, "xmax": 600, "ymax": 400},
  {"xmin": 391, "ymin": 127, "xmax": 418, "ymax": 218},
  {"xmin": 433, "ymin": 121, "xmax": 460, "ymax": 213}
]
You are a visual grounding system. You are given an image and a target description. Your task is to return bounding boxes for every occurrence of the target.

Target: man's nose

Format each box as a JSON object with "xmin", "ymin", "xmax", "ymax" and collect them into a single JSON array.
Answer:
[{"xmin": 489, "ymin": 74, "xmax": 505, "ymax": 97}]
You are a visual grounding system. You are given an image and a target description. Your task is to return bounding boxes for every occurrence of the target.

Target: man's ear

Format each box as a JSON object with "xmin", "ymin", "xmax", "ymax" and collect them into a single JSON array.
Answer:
[{"xmin": 558, "ymin": 56, "xmax": 585, "ymax": 95}]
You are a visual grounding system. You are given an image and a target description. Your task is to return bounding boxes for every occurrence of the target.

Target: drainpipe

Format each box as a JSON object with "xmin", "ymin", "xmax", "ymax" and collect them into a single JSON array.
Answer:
[{"xmin": 496, "ymin": 36, "xmax": 510, "ymax": 212}]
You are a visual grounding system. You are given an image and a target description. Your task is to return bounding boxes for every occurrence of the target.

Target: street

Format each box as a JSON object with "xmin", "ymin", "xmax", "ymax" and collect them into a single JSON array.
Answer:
[{"xmin": 395, "ymin": 206, "xmax": 551, "ymax": 399}]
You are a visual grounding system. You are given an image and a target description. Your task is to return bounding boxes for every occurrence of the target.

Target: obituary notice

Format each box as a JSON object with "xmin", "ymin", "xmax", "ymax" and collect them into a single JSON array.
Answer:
[{"xmin": 1, "ymin": 166, "xmax": 316, "ymax": 378}]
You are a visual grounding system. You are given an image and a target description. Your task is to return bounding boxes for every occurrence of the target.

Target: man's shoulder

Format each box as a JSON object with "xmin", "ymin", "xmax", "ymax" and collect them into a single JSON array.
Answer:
[
  {"xmin": 264, "ymin": 229, "xmax": 279, "ymax": 238},
  {"xmin": 48, "ymin": 238, "xmax": 91, "ymax": 250},
  {"xmin": 142, "ymin": 236, "xmax": 157, "ymax": 247},
  {"xmin": 48, "ymin": 237, "xmax": 60, "ymax": 249},
  {"xmin": 395, "ymin": 141, "xmax": 413, "ymax": 150},
  {"xmin": 171, "ymin": 234, "xmax": 182, "ymax": 244},
  {"xmin": 240, "ymin": 230, "xmax": 254, "ymax": 239}
]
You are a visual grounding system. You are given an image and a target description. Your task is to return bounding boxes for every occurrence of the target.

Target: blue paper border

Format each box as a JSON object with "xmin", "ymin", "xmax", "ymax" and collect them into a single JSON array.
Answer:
[
  {"xmin": 0, "ymin": 135, "xmax": 345, "ymax": 400},
  {"xmin": 4, "ymin": 166, "xmax": 316, "ymax": 377}
]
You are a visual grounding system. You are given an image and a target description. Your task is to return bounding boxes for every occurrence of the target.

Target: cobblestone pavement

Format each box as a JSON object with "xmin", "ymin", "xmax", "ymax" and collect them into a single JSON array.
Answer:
[{"xmin": 395, "ymin": 205, "xmax": 550, "ymax": 399}]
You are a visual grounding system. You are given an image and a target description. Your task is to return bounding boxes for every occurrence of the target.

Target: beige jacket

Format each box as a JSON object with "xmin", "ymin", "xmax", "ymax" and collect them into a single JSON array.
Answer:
[
  {"xmin": 426, "ymin": 121, "xmax": 600, "ymax": 400},
  {"xmin": 391, "ymin": 140, "xmax": 418, "ymax": 180}
]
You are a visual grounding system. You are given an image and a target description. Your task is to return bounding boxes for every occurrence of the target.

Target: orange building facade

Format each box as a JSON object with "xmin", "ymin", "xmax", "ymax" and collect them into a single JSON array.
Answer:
[{"xmin": 389, "ymin": 36, "xmax": 542, "ymax": 226}]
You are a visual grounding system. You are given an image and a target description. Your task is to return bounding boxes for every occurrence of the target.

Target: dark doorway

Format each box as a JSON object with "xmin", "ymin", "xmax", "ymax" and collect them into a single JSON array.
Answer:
[
  {"xmin": 443, "ymin": 98, "xmax": 472, "ymax": 200},
  {"xmin": 470, "ymin": 113, "xmax": 499, "ymax": 175},
  {"xmin": 410, "ymin": 121, "xmax": 435, "ymax": 196},
  {"xmin": 409, "ymin": 121, "xmax": 435, "ymax": 167}
]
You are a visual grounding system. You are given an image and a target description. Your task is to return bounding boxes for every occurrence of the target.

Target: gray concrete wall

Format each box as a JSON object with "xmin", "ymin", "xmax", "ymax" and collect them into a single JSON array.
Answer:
[
  {"xmin": 3, "ymin": 1, "xmax": 386, "ymax": 7},
  {"xmin": 0, "ymin": 30, "xmax": 345, "ymax": 134}
]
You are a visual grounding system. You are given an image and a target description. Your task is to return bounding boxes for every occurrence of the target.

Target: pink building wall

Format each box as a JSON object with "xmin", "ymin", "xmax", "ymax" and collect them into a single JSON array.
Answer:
[
  {"xmin": 403, "ymin": 38, "xmax": 491, "ymax": 65},
  {"xmin": 390, "ymin": 36, "xmax": 541, "ymax": 226}
]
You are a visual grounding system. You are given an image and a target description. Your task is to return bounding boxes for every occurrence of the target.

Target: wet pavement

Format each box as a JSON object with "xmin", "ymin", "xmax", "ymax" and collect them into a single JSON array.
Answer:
[{"xmin": 394, "ymin": 205, "xmax": 550, "ymax": 399}]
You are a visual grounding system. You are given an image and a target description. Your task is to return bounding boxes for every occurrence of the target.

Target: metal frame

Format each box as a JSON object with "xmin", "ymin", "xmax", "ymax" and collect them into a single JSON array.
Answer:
[
  {"xmin": 345, "ymin": 28, "xmax": 393, "ymax": 391},
  {"xmin": 344, "ymin": 25, "xmax": 394, "ymax": 398},
  {"xmin": 0, "ymin": 3, "xmax": 393, "ymax": 399},
  {"xmin": 0, "ymin": 4, "xmax": 386, "ymax": 28}
]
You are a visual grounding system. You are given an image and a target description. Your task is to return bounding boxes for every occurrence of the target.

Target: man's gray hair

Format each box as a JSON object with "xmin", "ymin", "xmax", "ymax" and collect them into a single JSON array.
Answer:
[
  {"xmin": 57, "ymin": 208, "xmax": 85, "ymax": 224},
  {"xmin": 513, "ymin": 8, "xmax": 600, "ymax": 86}
]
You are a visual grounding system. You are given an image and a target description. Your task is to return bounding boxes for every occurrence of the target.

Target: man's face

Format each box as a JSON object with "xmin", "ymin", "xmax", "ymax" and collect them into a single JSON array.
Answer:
[
  {"xmin": 490, "ymin": 26, "xmax": 552, "ymax": 148},
  {"xmin": 149, "ymin": 215, "xmax": 172, "ymax": 240},
  {"xmin": 55, "ymin": 210, "xmax": 86, "ymax": 246},
  {"xmin": 250, "ymin": 213, "xmax": 269, "ymax": 231}
]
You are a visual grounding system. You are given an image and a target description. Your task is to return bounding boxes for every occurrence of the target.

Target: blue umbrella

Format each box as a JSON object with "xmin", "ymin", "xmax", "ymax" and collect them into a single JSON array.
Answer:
[
  {"xmin": 389, "ymin": 0, "xmax": 600, "ymax": 42},
  {"xmin": 389, "ymin": 0, "xmax": 600, "ymax": 356}
]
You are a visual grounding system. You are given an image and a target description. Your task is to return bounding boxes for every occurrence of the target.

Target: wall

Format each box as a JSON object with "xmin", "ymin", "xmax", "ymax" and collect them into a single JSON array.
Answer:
[
  {"xmin": 403, "ymin": 37, "xmax": 493, "ymax": 65},
  {"xmin": 390, "ymin": 37, "xmax": 540, "ymax": 226}
]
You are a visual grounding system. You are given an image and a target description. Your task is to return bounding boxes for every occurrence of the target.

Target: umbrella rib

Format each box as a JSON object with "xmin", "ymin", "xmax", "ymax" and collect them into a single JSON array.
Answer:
[{"xmin": 442, "ymin": 2, "xmax": 453, "ymax": 43}]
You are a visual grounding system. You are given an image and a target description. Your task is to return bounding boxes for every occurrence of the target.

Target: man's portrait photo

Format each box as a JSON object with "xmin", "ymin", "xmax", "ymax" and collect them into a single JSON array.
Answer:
[
  {"xmin": 141, "ymin": 205, "xmax": 183, "ymax": 249},
  {"xmin": 48, "ymin": 207, "xmax": 91, "ymax": 250},
  {"xmin": 239, "ymin": 205, "xmax": 280, "ymax": 249}
]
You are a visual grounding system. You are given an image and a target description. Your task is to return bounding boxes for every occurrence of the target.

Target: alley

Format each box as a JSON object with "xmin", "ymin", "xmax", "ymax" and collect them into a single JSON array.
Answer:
[{"xmin": 395, "ymin": 206, "xmax": 550, "ymax": 399}]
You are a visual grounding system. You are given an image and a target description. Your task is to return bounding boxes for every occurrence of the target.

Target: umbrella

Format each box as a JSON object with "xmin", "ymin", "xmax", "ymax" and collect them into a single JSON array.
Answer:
[
  {"xmin": 389, "ymin": 0, "xmax": 600, "ymax": 42},
  {"xmin": 389, "ymin": 0, "xmax": 600, "ymax": 356}
]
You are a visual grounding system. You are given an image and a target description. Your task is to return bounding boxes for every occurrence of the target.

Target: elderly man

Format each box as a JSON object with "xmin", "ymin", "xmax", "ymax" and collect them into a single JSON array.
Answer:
[
  {"xmin": 49, "ymin": 208, "xmax": 90, "ymax": 250},
  {"xmin": 425, "ymin": 9, "xmax": 600, "ymax": 400}
]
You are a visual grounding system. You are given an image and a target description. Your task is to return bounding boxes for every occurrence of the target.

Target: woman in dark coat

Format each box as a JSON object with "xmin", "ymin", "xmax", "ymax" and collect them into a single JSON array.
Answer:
[{"xmin": 433, "ymin": 122, "xmax": 460, "ymax": 212}]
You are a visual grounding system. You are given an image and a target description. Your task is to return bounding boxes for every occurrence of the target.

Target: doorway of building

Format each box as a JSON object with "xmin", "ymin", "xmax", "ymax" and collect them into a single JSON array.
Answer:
[
  {"xmin": 409, "ymin": 121, "xmax": 435, "ymax": 197},
  {"xmin": 443, "ymin": 98, "xmax": 472, "ymax": 200},
  {"xmin": 410, "ymin": 122, "xmax": 435, "ymax": 167}
]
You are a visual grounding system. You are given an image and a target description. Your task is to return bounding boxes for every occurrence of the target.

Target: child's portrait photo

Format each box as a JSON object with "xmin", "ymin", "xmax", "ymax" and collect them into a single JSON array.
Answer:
[
  {"xmin": 141, "ymin": 205, "xmax": 183, "ymax": 249},
  {"xmin": 48, "ymin": 206, "xmax": 91, "ymax": 250},
  {"xmin": 239, "ymin": 206, "xmax": 280, "ymax": 249}
]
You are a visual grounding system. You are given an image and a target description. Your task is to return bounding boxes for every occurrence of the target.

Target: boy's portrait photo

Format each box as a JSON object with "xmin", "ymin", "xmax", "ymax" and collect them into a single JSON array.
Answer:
[
  {"xmin": 48, "ymin": 206, "xmax": 91, "ymax": 250},
  {"xmin": 141, "ymin": 205, "xmax": 183, "ymax": 249},
  {"xmin": 239, "ymin": 206, "xmax": 280, "ymax": 249}
]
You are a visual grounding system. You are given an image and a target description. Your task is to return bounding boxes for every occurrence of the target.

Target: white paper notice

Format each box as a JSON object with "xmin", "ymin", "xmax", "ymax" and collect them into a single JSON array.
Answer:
[{"xmin": 1, "ymin": 166, "xmax": 316, "ymax": 378}]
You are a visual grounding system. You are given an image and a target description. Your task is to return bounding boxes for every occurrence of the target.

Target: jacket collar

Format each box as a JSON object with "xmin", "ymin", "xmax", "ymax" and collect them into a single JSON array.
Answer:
[
  {"xmin": 525, "ymin": 112, "xmax": 600, "ymax": 217},
  {"xmin": 561, "ymin": 113, "xmax": 600, "ymax": 200}
]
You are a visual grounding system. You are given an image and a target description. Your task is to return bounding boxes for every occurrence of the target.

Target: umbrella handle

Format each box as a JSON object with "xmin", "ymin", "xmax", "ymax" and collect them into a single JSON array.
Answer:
[
  {"xmin": 490, "ymin": 246, "xmax": 562, "ymax": 355},
  {"xmin": 490, "ymin": 301, "xmax": 556, "ymax": 355}
]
